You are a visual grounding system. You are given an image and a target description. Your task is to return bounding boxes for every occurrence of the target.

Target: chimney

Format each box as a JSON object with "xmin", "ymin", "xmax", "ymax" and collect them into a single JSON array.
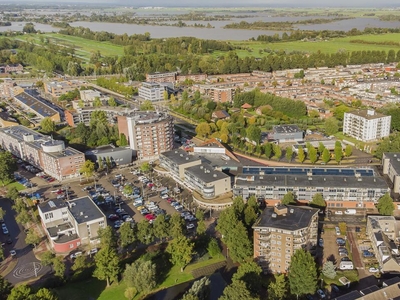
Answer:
[{"xmin": 274, "ymin": 205, "xmax": 288, "ymax": 216}]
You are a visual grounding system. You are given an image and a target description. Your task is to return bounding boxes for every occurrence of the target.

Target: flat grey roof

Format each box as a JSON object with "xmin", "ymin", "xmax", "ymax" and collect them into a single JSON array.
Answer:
[
  {"xmin": 85, "ymin": 145, "xmax": 132, "ymax": 156},
  {"xmin": 185, "ymin": 164, "xmax": 230, "ymax": 183},
  {"xmin": 384, "ymin": 153, "xmax": 400, "ymax": 176},
  {"xmin": 68, "ymin": 196, "xmax": 105, "ymax": 224},
  {"xmin": 161, "ymin": 149, "xmax": 201, "ymax": 166},
  {"xmin": 253, "ymin": 205, "xmax": 318, "ymax": 231},
  {"xmin": 273, "ymin": 124, "xmax": 302, "ymax": 134},
  {"xmin": 334, "ymin": 291, "xmax": 362, "ymax": 300},
  {"xmin": 39, "ymin": 198, "xmax": 66, "ymax": 213},
  {"xmin": 235, "ymin": 174, "xmax": 389, "ymax": 189},
  {"xmin": 347, "ymin": 109, "xmax": 389, "ymax": 120}
]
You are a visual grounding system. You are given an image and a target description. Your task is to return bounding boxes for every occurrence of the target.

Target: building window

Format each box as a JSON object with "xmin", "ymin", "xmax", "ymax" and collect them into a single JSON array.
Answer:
[
  {"xmin": 45, "ymin": 212, "xmax": 54, "ymax": 220},
  {"xmin": 69, "ymin": 244, "xmax": 74, "ymax": 249}
]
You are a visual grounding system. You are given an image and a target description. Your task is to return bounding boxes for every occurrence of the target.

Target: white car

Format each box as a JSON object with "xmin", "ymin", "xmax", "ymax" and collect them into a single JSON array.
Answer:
[
  {"xmin": 70, "ymin": 251, "xmax": 83, "ymax": 259},
  {"xmin": 186, "ymin": 223, "xmax": 195, "ymax": 230},
  {"xmin": 368, "ymin": 267, "xmax": 379, "ymax": 273},
  {"xmin": 335, "ymin": 211, "xmax": 343, "ymax": 215},
  {"xmin": 87, "ymin": 248, "xmax": 98, "ymax": 256},
  {"xmin": 10, "ymin": 250, "xmax": 16, "ymax": 257},
  {"xmin": 161, "ymin": 194, "xmax": 169, "ymax": 199}
]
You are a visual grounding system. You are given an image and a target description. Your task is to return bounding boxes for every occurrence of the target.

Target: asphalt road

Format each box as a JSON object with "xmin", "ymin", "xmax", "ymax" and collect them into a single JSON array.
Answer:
[{"xmin": 1, "ymin": 199, "xmax": 50, "ymax": 285}]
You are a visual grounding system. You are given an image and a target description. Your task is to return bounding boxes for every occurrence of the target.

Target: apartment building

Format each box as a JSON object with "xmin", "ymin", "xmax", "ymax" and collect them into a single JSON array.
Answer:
[
  {"xmin": 343, "ymin": 109, "xmax": 391, "ymax": 142},
  {"xmin": 44, "ymin": 80, "xmax": 85, "ymax": 99},
  {"xmin": 146, "ymin": 72, "xmax": 176, "ymax": 83},
  {"xmin": 65, "ymin": 106, "xmax": 135, "ymax": 127},
  {"xmin": 0, "ymin": 64, "xmax": 23, "ymax": 73},
  {"xmin": 382, "ymin": 152, "xmax": 400, "ymax": 194},
  {"xmin": 233, "ymin": 168, "xmax": 389, "ymax": 208},
  {"xmin": 367, "ymin": 216, "xmax": 400, "ymax": 273},
  {"xmin": 138, "ymin": 82, "xmax": 174, "ymax": 102},
  {"xmin": 118, "ymin": 111, "xmax": 174, "ymax": 161},
  {"xmin": 0, "ymin": 126, "xmax": 84, "ymax": 181},
  {"xmin": 159, "ymin": 149, "xmax": 201, "ymax": 180},
  {"xmin": 0, "ymin": 78, "xmax": 15, "ymax": 98},
  {"xmin": 176, "ymin": 74, "xmax": 207, "ymax": 83},
  {"xmin": 253, "ymin": 205, "xmax": 319, "ymax": 274},
  {"xmin": 38, "ymin": 197, "xmax": 106, "ymax": 253}
]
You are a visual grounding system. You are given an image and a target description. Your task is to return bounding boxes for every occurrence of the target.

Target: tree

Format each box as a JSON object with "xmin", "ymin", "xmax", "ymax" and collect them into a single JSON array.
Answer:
[
  {"xmin": 285, "ymin": 147, "xmax": 293, "ymax": 162},
  {"xmin": 98, "ymin": 226, "xmax": 117, "ymax": 248},
  {"xmin": 33, "ymin": 288, "xmax": 59, "ymax": 300},
  {"xmin": 0, "ymin": 152, "xmax": 17, "ymax": 186},
  {"xmin": 268, "ymin": 273, "xmax": 287, "ymax": 300},
  {"xmin": 322, "ymin": 148, "xmax": 331, "ymax": 164},
  {"xmin": 22, "ymin": 22, "xmax": 36, "ymax": 33},
  {"xmin": 119, "ymin": 222, "xmax": 137, "ymax": 248},
  {"xmin": 322, "ymin": 261, "xmax": 336, "ymax": 279},
  {"xmin": 309, "ymin": 147, "xmax": 318, "ymax": 164},
  {"xmin": 119, "ymin": 133, "xmax": 128, "ymax": 146},
  {"xmin": 6, "ymin": 186, "xmax": 19, "ymax": 201},
  {"xmin": 124, "ymin": 287, "xmax": 137, "ymax": 300},
  {"xmin": 71, "ymin": 255, "xmax": 87, "ymax": 272},
  {"xmin": 207, "ymin": 238, "xmax": 221, "ymax": 257},
  {"xmin": 297, "ymin": 146, "xmax": 305, "ymax": 163},
  {"xmin": 170, "ymin": 213, "xmax": 185, "ymax": 238},
  {"xmin": 123, "ymin": 259, "xmax": 156, "ymax": 294},
  {"xmin": 272, "ymin": 144, "xmax": 282, "ymax": 160},
  {"xmin": 0, "ymin": 276, "xmax": 11, "ymax": 300},
  {"xmin": 166, "ymin": 235, "xmax": 194, "ymax": 272},
  {"xmin": 282, "ymin": 192, "xmax": 296, "ymax": 205},
  {"xmin": 40, "ymin": 251, "xmax": 55, "ymax": 267},
  {"xmin": 0, "ymin": 207, "xmax": 5, "ymax": 221},
  {"xmin": 163, "ymin": 90, "xmax": 169, "ymax": 101},
  {"xmin": 246, "ymin": 125, "xmax": 261, "ymax": 144},
  {"xmin": 377, "ymin": 193, "xmax": 395, "ymax": 216},
  {"xmin": 182, "ymin": 276, "xmax": 210, "ymax": 300},
  {"xmin": 153, "ymin": 214, "xmax": 170, "ymax": 241},
  {"xmin": 93, "ymin": 247, "xmax": 120, "ymax": 287},
  {"xmin": 80, "ymin": 160, "xmax": 95, "ymax": 181},
  {"xmin": 334, "ymin": 141, "xmax": 343, "ymax": 164},
  {"xmin": 325, "ymin": 117, "xmax": 339, "ymax": 136},
  {"xmin": 195, "ymin": 122, "xmax": 211, "ymax": 138},
  {"xmin": 318, "ymin": 142, "xmax": 325, "ymax": 155},
  {"xmin": 182, "ymin": 90, "xmax": 189, "ymax": 101},
  {"xmin": 137, "ymin": 220, "xmax": 154, "ymax": 245},
  {"xmin": 345, "ymin": 144, "xmax": 353, "ymax": 157},
  {"xmin": 232, "ymin": 261, "xmax": 262, "ymax": 294},
  {"xmin": 196, "ymin": 218, "xmax": 207, "ymax": 236},
  {"xmin": 310, "ymin": 193, "xmax": 326, "ymax": 208},
  {"xmin": 288, "ymin": 249, "xmax": 317, "ymax": 298},
  {"xmin": 15, "ymin": 209, "xmax": 30, "ymax": 225},
  {"xmin": 140, "ymin": 162, "xmax": 151, "ymax": 173},
  {"xmin": 264, "ymin": 142, "xmax": 272, "ymax": 159},
  {"xmin": 93, "ymin": 97, "xmax": 102, "ymax": 107},
  {"xmin": 140, "ymin": 100, "xmax": 154, "ymax": 111},
  {"xmin": 6, "ymin": 284, "xmax": 31, "ymax": 300},
  {"xmin": 52, "ymin": 257, "xmax": 66, "ymax": 279},
  {"xmin": 226, "ymin": 221, "xmax": 252, "ymax": 262},
  {"xmin": 107, "ymin": 96, "xmax": 117, "ymax": 107},
  {"xmin": 243, "ymin": 205, "xmax": 257, "ymax": 228},
  {"xmin": 219, "ymin": 280, "xmax": 259, "ymax": 300},
  {"xmin": 25, "ymin": 229, "xmax": 41, "ymax": 248},
  {"xmin": 40, "ymin": 117, "xmax": 56, "ymax": 133},
  {"xmin": 123, "ymin": 185, "xmax": 133, "ymax": 195}
]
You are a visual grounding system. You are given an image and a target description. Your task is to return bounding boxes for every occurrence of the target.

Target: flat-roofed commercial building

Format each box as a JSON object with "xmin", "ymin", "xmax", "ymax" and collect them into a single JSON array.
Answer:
[
  {"xmin": 234, "ymin": 170, "xmax": 389, "ymax": 208},
  {"xmin": 13, "ymin": 89, "xmax": 60, "ymax": 122},
  {"xmin": 382, "ymin": 152, "xmax": 400, "ymax": 193},
  {"xmin": 343, "ymin": 109, "xmax": 391, "ymax": 142},
  {"xmin": 38, "ymin": 196, "xmax": 106, "ymax": 253},
  {"xmin": 0, "ymin": 126, "xmax": 84, "ymax": 181},
  {"xmin": 44, "ymin": 80, "xmax": 85, "ymax": 99},
  {"xmin": 159, "ymin": 149, "xmax": 202, "ymax": 180},
  {"xmin": 184, "ymin": 164, "xmax": 231, "ymax": 199},
  {"xmin": 119, "ymin": 111, "xmax": 174, "ymax": 161},
  {"xmin": 85, "ymin": 144, "xmax": 133, "ymax": 166},
  {"xmin": 253, "ymin": 205, "xmax": 319, "ymax": 274},
  {"xmin": 270, "ymin": 125, "xmax": 304, "ymax": 143}
]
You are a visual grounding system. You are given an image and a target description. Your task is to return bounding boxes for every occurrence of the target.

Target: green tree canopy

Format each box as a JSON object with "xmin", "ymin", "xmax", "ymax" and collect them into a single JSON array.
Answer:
[
  {"xmin": 140, "ymin": 100, "xmax": 155, "ymax": 111},
  {"xmin": 40, "ymin": 117, "xmax": 56, "ymax": 133},
  {"xmin": 324, "ymin": 117, "xmax": 339, "ymax": 136},
  {"xmin": 322, "ymin": 148, "xmax": 331, "ymax": 164},
  {"xmin": 219, "ymin": 280, "xmax": 259, "ymax": 300},
  {"xmin": 93, "ymin": 247, "xmax": 120, "ymax": 287},
  {"xmin": 166, "ymin": 235, "xmax": 194, "ymax": 272},
  {"xmin": 297, "ymin": 146, "xmax": 305, "ymax": 163},
  {"xmin": 123, "ymin": 259, "xmax": 156, "ymax": 294},
  {"xmin": 196, "ymin": 122, "xmax": 211, "ymax": 138},
  {"xmin": 232, "ymin": 261, "xmax": 262, "ymax": 294},
  {"xmin": 288, "ymin": 249, "xmax": 317, "ymax": 297},
  {"xmin": 377, "ymin": 193, "xmax": 395, "ymax": 216},
  {"xmin": 310, "ymin": 193, "xmax": 326, "ymax": 208},
  {"xmin": 107, "ymin": 96, "xmax": 117, "ymax": 107},
  {"xmin": 80, "ymin": 160, "xmax": 95, "ymax": 180},
  {"xmin": 0, "ymin": 152, "xmax": 17, "ymax": 186},
  {"xmin": 119, "ymin": 222, "xmax": 137, "ymax": 248},
  {"xmin": 282, "ymin": 192, "xmax": 296, "ymax": 205},
  {"xmin": 267, "ymin": 273, "xmax": 287, "ymax": 300},
  {"xmin": 322, "ymin": 261, "xmax": 337, "ymax": 279}
]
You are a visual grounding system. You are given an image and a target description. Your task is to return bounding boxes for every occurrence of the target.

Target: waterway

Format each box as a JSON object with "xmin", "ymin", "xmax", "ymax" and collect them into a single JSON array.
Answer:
[{"xmin": 0, "ymin": 16, "xmax": 399, "ymax": 41}]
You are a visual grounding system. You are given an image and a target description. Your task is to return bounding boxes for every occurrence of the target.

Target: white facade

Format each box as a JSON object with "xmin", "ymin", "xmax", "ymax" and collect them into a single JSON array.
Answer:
[
  {"xmin": 138, "ymin": 82, "xmax": 165, "ymax": 102},
  {"xmin": 343, "ymin": 110, "xmax": 391, "ymax": 142}
]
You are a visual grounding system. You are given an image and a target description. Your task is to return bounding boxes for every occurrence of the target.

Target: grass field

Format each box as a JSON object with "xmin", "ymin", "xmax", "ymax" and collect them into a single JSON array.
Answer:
[
  {"xmin": 216, "ymin": 33, "xmax": 400, "ymax": 58},
  {"xmin": 17, "ymin": 33, "xmax": 124, "ymax": 60},
  {"xmin": 55, "ymin": 256, "xmax": 226, "ymax": 300}
]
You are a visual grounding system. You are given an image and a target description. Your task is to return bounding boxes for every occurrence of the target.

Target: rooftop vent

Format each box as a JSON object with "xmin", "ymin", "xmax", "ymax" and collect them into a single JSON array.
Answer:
[
  {"xmin": 290, "ymin": 209, "xmax": 294, "ymax": 213},
  {"xmin": 213, "ymin": 174, "xmax": 217, "ymax": 178},
  {"xmin": 344, "ymin": 178, "xmax": 347, "ymax": 181},
  {"xmin": 180, "ymin": 154, "xmax": 183, "ymax": 157},
  {"xmin": 80, "ymin": 212, "xmax": 83, "ymax": 216},
  {"xmin": 308, "ymin": 177, "xmax": 312, "ymax": 181},
  {"xmin": 324, "ymin": 178, "xmax": 326, "ymax": 181},
  {"xmin": 186, "ymin": 157, "xmax": 189, "ymax": 160},
  {"xmin": 358, "ymin": 178, "xmax": 362, "ymax": 181},
  {"xmin": 271, "ymin": 213, "xmax": 277, "ymax": 218},
  {"xmin": 260, "ymin": 176, "xmax": 263, "ymax": 179},
  {"xmin": 200, "ymin": 165, "xmax": 203, "ymax": 169}
]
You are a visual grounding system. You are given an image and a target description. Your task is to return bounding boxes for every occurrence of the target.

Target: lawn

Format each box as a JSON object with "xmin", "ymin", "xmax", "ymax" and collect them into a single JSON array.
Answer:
[
  {"xmin": 6, "ymin": 181, "xmax": 25, "ymax": 191},
  {"xmin": 322, "ymin": 270, "xmax": 359, "ymax": 287},
  {"xmin": 55, "ymin": 255, "xmax": 226, "ymax": 300}
]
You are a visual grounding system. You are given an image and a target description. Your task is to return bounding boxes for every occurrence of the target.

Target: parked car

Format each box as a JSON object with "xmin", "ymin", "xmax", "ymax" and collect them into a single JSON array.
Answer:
[
  {"xmin": 317, "ymin": 289, "xmax": 326, "ymax": 299},
  {"xmin": 140, "ymin": 208, "xmax": 150, "ymax": 215},
  {"xmin": 185, "ymin": 215, "xmax": 197, "ymax": 222},
  {"xmin": 335, "ymin": 211, "xmax": 343, "ymax": 215},
  {"xmin": 2, "ymin": 225, "xmax": 9, "ymax": 235},
  {"xmin": 145, "ymin": 214, "xmax": 155, "ymax": 221},
  {"xmin": 10, "ymin": 250, "xmax": 16, "ymax": 257},
  {"xmin": 114, "ymin": 220, "xmax": 124, "ymax": 229},
  {"xmin": 108, "ymin": 214, "xmax": 119, "ymax": 221},
  {"xmin": 186, "ymin": 223, "xmax": 195, "ymax": 230},
  {"xmin": 319, "ymin": 238, "xmax": 324, "ymax": 247},
  {"xmin": 336, "ymin": 238, "xmax": 346, "ymax": 246},
  {"xmin": 331, "ymin": 285, "xmax": 340, "ymax": 293},
  {"xmin": 70, "ymin": 251, "xmax": 83, "ymax": 259},
  {"xmin": 341, "ymin": 257, "xmax": 351, "ymax": 262},
  {"xmin": 368, "ymin": 267, "xmax": 379, "ymax": 273},
  {"xmin": 87, "ymin": 248, "xmax": 98, "ymax": 256},
  {"xmin": 363, "ymin": 250, "xmax": 375, "ymax": 258}
]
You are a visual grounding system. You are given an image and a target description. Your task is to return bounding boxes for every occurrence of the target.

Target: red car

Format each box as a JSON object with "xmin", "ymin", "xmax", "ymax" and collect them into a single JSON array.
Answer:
[
  {"xmin": 145, "ymin": 214, "xmax": 155, "ymax": 221},
  {"xmin": 167, "ymin": 198, "xmax": 174, "ymax": 203}
]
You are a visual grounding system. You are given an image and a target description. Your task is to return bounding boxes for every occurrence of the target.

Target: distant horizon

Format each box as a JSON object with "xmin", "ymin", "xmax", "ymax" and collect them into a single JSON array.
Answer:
[{"xmin": 1, "ymin": 0, "xmax": 400, "ymax": 8}]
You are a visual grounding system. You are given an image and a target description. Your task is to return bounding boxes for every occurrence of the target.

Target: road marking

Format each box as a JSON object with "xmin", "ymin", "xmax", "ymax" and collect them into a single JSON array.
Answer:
[{"xmin": 12, "ymin": 262, "xmax": 43, "ymax": 279}]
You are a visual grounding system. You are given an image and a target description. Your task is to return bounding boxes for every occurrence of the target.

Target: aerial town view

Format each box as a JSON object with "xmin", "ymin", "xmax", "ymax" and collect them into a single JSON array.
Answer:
[{"xmin": 3, "ymin": 0, "xmax": 400, "ymax": 299}]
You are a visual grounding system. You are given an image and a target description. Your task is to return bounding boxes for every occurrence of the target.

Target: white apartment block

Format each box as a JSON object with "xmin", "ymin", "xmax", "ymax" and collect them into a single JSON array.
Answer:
[
  {"xmin": 343, "ymin": 109, "xmax": 391, "ymax": 142},
  {"xmin": 138, "ymin": 82, "xmax": 166, "ymax": 102}
]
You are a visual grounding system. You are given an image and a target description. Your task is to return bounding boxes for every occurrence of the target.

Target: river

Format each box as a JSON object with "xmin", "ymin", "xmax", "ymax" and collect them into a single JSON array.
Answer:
[{"xmin": 0, "ymin": 16, "xmax": 399, "ymax": 41}]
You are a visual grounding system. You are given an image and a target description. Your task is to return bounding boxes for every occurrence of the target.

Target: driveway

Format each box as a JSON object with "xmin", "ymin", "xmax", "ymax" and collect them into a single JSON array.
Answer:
[{"xmin": 1, "ymin": 199, "xmax": 50, "ymax": 285}]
